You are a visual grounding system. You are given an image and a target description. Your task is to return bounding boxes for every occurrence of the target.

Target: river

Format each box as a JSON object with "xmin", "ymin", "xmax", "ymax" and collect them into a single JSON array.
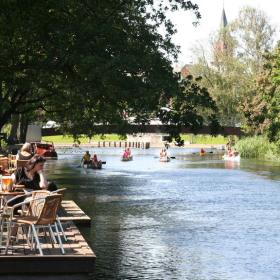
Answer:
[{"xmin": 45, "ymin": 147, "xmax": 280, "ymax": 280}]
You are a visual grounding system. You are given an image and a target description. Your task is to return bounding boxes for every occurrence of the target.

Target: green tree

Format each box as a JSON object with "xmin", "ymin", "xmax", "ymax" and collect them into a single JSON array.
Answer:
[
  {"xmin": 0, "ymin": 0, "xmax": 201, "ymax": 138},
  {"xmin": 191, "ymin": 6, "xmax": 275, "ymax": 127},
  {"xmin": 245, "ymin": 43, "xmax": 280, "ymax": 142},
  {"xmin": 230, "ymin": 6, "xmax": 275, "ymax": 74},
  {"xmin": 158, "ymin": 75, "xmax": 219, "ymax": 145}
]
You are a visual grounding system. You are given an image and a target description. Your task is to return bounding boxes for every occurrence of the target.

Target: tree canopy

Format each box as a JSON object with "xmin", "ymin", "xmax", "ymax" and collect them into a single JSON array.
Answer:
[
  {"xmin": 190, "ymin": 6, "xmax": 276, "ymax": 127},
  {"xmin": 242, "ymin": 43, "xmax": 280, "ymax": 143},
  {"xmin": 1, "ymin": 0, "xmax": 212, "ymax": 140}
]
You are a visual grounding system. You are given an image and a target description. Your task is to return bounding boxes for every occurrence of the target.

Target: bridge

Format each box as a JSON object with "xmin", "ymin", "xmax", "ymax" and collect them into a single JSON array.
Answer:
[{"xmin": 42, "ymin": 125, "xmax": 242, "ymax": 136}]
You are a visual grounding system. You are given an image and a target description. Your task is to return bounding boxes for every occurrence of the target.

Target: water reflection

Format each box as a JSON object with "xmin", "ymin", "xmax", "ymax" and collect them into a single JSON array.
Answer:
[{"xmin": 45, "ymin": 148, "xmax": 280, "ymax": 280}]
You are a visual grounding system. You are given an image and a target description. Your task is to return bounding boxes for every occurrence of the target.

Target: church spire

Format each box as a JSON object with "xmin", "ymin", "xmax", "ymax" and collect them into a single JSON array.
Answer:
[
  {"xmin": 220, "ymin": 8, "xmax": 228, "ymax": 29},
  {"xmin": 214, "ymin": 6, "xmax": 230, "ymax": 57}
]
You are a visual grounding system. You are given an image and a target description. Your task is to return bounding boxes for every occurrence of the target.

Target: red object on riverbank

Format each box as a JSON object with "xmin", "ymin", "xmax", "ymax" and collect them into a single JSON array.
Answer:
[{"xmin": 31, "ymin": 141, "xmax": 58, "ymax": 159}]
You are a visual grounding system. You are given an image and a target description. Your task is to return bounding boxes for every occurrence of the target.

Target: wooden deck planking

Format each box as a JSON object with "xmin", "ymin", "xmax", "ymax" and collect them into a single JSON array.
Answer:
[
  {"xmin": 60, "ymin": 200, "xmax": 91, "ymax": 226},
  {"xmin": 0, "ymin": 221, "xmax": 95, "ymax": 273},
  {"xmin": 0, "ymin": 200, "xmax": 95, "ymax": 274}
]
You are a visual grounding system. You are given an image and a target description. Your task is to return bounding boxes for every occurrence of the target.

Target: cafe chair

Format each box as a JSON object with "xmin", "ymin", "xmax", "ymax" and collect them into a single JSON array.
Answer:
[
  {"xmin": 51, "ymin": 188, "xmax": 67, "ymax": 241},
  {"xmin": 30, "ymin": 188, "xmax": 68, "ymax": 242},
  {"xmin": 16, "ymin": 160, "xmax": 29, "ymax": 169},
  {"xmin": 5, "ymin": 194, "xmax": 64, "ymax": 256},
  {"xmin": 0, "ymin": 193, "xmax": 31, "ymax": 249},
  {"xmin": 0, "ymin": 157, "xmax": 8, "ymax": 170}
]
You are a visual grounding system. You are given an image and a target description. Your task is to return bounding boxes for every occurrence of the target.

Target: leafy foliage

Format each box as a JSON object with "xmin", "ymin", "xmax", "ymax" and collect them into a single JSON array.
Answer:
[
  {"xmin": 191, "ymin": 6, "xmax": 276, "ymax": 127},
  {"xmin": 0, "ymin": 0, "xmax": 203, "ymax": 139},
  {"xmin": 158, "ymin": 75, "xmax": 219, "ymax": 145},
  {"xmin": 235, "ymin": 136, "xmax": 280, "ymax": 160}
]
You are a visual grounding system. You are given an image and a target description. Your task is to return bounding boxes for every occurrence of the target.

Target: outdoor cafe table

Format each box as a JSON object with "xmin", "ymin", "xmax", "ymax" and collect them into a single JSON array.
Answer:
[
  {"xmin": 0, "ymin": 191, "xmax": 25, "ymax": 208},
  {"xmin": 0, "ymin": 190, "xmax": 26, "ymax": 253}
]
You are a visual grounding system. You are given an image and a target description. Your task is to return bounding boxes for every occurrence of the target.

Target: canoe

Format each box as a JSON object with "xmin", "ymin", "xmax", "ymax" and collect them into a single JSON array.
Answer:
[
  {"xmin": 31, "ymin": 141, "xmax": 58, "ymax": 159},
  {"xmin": 122, "ymin": 156, "xmax": 133, "ymax": 161},
  {"xmin": 222, "ymin": 154, "xmax": 240, "ymax": 162},
  {"xmin": 83, "ymin": 161, "xmax": 103, "ymax": 169},
  {"xmin": 200, "ymin": 152, "xmax": 206, "ymax": 156},
  {"xmin": 159, "ymin": 156, "xmax": 170, "ymax": 162}
]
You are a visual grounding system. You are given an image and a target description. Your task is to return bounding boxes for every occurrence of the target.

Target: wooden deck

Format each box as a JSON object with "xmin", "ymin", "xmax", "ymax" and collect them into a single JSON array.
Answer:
[
  {"xmin": 0, "ymin": 200, "xmax": 95, "ymax": 275},
  {"xmin": 60, "ymin": 200, "xmax": 91, "ymax": 226}
]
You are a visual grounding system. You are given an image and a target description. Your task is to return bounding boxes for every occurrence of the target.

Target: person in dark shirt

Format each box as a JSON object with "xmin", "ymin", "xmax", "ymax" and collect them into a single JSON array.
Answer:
[{"xmin": 12, "ymin": 155, "xmax": 48, "ymax": 190}]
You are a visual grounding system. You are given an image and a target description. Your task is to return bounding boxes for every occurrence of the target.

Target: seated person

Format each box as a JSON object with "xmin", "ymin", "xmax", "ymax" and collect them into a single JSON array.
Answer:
[
  {"xmin": 11, "ymin": 155, "xmax": 57, "ymax": 191},
  {"xmin": 226, "ymin": 147, "xmax": 237, "ymax": 157},
  {"xmin": 92, "ymin": 154, "xmax": 102, "ymax": 168},
  {"xmin": 9, "ymin": 155, "xmax": 57, "ymax": 233},
  {"xmin": 81, "ymin": 151, "xmax": 91, "ymax": 165},
  {"xmin": 230, "ymin": 148, "xmax": 238, "ymax": 157},
  {"xmin": 0, "ymin": 165, "xmax": 9, "ymax": 175},
  {"xmin": 126, "ymin": 148, "xmax": 132, "ymax": 157},
  {"xmin": 200, "ymin": 148, "xmax": 205, "ymax": 154},
  {"xmin": 123, "ymin": 149, "xmax": 129, "ymax": 159},
  {"xmin": 226, "ymin": 141, "xmax": 231, "ymax": 151},
  {"xmin": 160, "ymin": 148, "xmax": 167, "ymax": 158},
  {"xmin": 16, "ymin": 142, "xmax": 34, "ymax": 161}
]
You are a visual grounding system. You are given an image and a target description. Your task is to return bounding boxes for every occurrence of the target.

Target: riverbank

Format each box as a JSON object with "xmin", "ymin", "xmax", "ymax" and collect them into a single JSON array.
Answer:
[
  {"xmin": 54, "ymin": 142, "xmax": 226, "ymax": 149},
  {"xmin": 42, "ymin": 134, "xmax": 228, "ymax": 148}
]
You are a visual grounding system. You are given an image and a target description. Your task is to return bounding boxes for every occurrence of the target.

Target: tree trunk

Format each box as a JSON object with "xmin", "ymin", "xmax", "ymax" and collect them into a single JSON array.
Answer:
[
  {"xmin": 19, "ymin": 115, "xmax": 29, "ymax": 143},
  {"xmin": 8, "ymin": 114, "xmax": 20, "ymax": 144}
]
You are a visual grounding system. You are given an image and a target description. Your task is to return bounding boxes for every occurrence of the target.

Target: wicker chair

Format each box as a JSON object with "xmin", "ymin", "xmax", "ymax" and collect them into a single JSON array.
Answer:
[
  {"xmin": 51, "ymin": 188, "xmax": 67, "ymax": 241},
  {"xmin": 30, "ymin": 189, "xmax": 68, "ymax": 241},
  {"xmin": 16, "ymin": 160, "xmax": 29, "ymax": 169},
  {"xmin": 0, "ymin": 193, "xmax": 31, "ymax": 250},
  {"xmin": 7, "ymin": 194, "xmax": 64, "ymax": 255}
]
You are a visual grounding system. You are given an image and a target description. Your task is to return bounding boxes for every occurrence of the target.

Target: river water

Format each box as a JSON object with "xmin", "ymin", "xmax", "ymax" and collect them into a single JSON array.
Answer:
[{"xmin": 45, "ymin": 148, "xmax": 280, "ymax": 280}]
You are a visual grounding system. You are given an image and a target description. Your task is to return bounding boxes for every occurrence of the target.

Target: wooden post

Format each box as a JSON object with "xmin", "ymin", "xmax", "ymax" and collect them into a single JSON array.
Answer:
[
  {"xmin": 103, "ymin": 141, "xmax": 105, "ymax": 147},
  {"xmin": 108, "ymin": 141, "xmax": 111, "ymax": 147},
  {"xmin": 98, "ymin": 141, "xmax": 100, "ymax": 147},
  {"xmin": 114, "ymin": 142, "xmax": 116, "ymax": 147},
  {"xmin": 119, "ymin": 141, "xmax": 122, "ymax": 147}
]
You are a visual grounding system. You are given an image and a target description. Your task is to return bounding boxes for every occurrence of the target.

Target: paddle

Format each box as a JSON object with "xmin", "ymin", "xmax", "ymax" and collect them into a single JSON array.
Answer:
[
  {"xmin": 102, "ymin": 161, "xmax": 106, "ymax": 164},
  {"xmin": 154, "ymin": 156, "xmax": 176, "ymax": 159}
]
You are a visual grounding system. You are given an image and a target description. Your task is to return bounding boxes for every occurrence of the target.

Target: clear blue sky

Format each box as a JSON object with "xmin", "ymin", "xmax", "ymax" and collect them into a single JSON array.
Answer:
[{"xmin": 168, "ymin": 0, "xmax": 280, "ymax": 65}]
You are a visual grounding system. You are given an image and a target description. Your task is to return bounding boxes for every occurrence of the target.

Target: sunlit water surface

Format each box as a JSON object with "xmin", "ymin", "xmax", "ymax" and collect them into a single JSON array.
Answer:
[{"xmin": 45, "ymin": 148, "xmax": 280, "ymax": 280}]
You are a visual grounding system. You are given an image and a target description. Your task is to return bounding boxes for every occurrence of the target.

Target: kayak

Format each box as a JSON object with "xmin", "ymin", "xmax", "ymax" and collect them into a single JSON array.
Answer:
[
  {"xmin": 222, "ymin": 154, "xmax": 240, "ymax": 162},
  {"xmin": 83, "ymin": 161, "xmax": 103, "ymax": 169},
  {"xmin": 200, "ymin": 152, "xmax": 206, "ymax": 156},
  {"xmin": 122, "ymin": 156, "xmax": 133, "ymax": 161},
  {"xmin": 160, "ymin": 156, "xmax": 170, "ymax": 162}
]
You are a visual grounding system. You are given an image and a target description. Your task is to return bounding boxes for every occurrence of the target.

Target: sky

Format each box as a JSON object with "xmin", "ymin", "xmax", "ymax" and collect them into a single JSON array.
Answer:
[{"xmin": 168, "ymin": 0, "xmax": 280, "ymax": 66}]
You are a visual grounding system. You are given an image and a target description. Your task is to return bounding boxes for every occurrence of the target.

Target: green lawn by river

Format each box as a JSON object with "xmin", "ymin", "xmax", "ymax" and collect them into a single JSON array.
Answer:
[{"xmin": 42, "ymin": 134, "xmax": 229, "ymax": 145}]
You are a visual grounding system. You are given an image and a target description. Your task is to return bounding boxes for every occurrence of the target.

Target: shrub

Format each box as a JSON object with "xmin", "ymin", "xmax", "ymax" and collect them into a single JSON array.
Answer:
[{"xmin": 235, "ymin": 136, "xmax": 280, "ymax": 160}]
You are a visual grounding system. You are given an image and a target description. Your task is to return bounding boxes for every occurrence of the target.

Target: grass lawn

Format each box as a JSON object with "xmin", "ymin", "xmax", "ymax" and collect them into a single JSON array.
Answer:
[
  {"xmin": 42, "ymin": 134, "xmax": 125, "ymax": 144},
  {"xmin": 42, "ymin": 134, "xmax": 230, "ymax": 145},
  {"xmin": 181, "ymin": 134, "xmax": 229, "ymax": 145}
]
